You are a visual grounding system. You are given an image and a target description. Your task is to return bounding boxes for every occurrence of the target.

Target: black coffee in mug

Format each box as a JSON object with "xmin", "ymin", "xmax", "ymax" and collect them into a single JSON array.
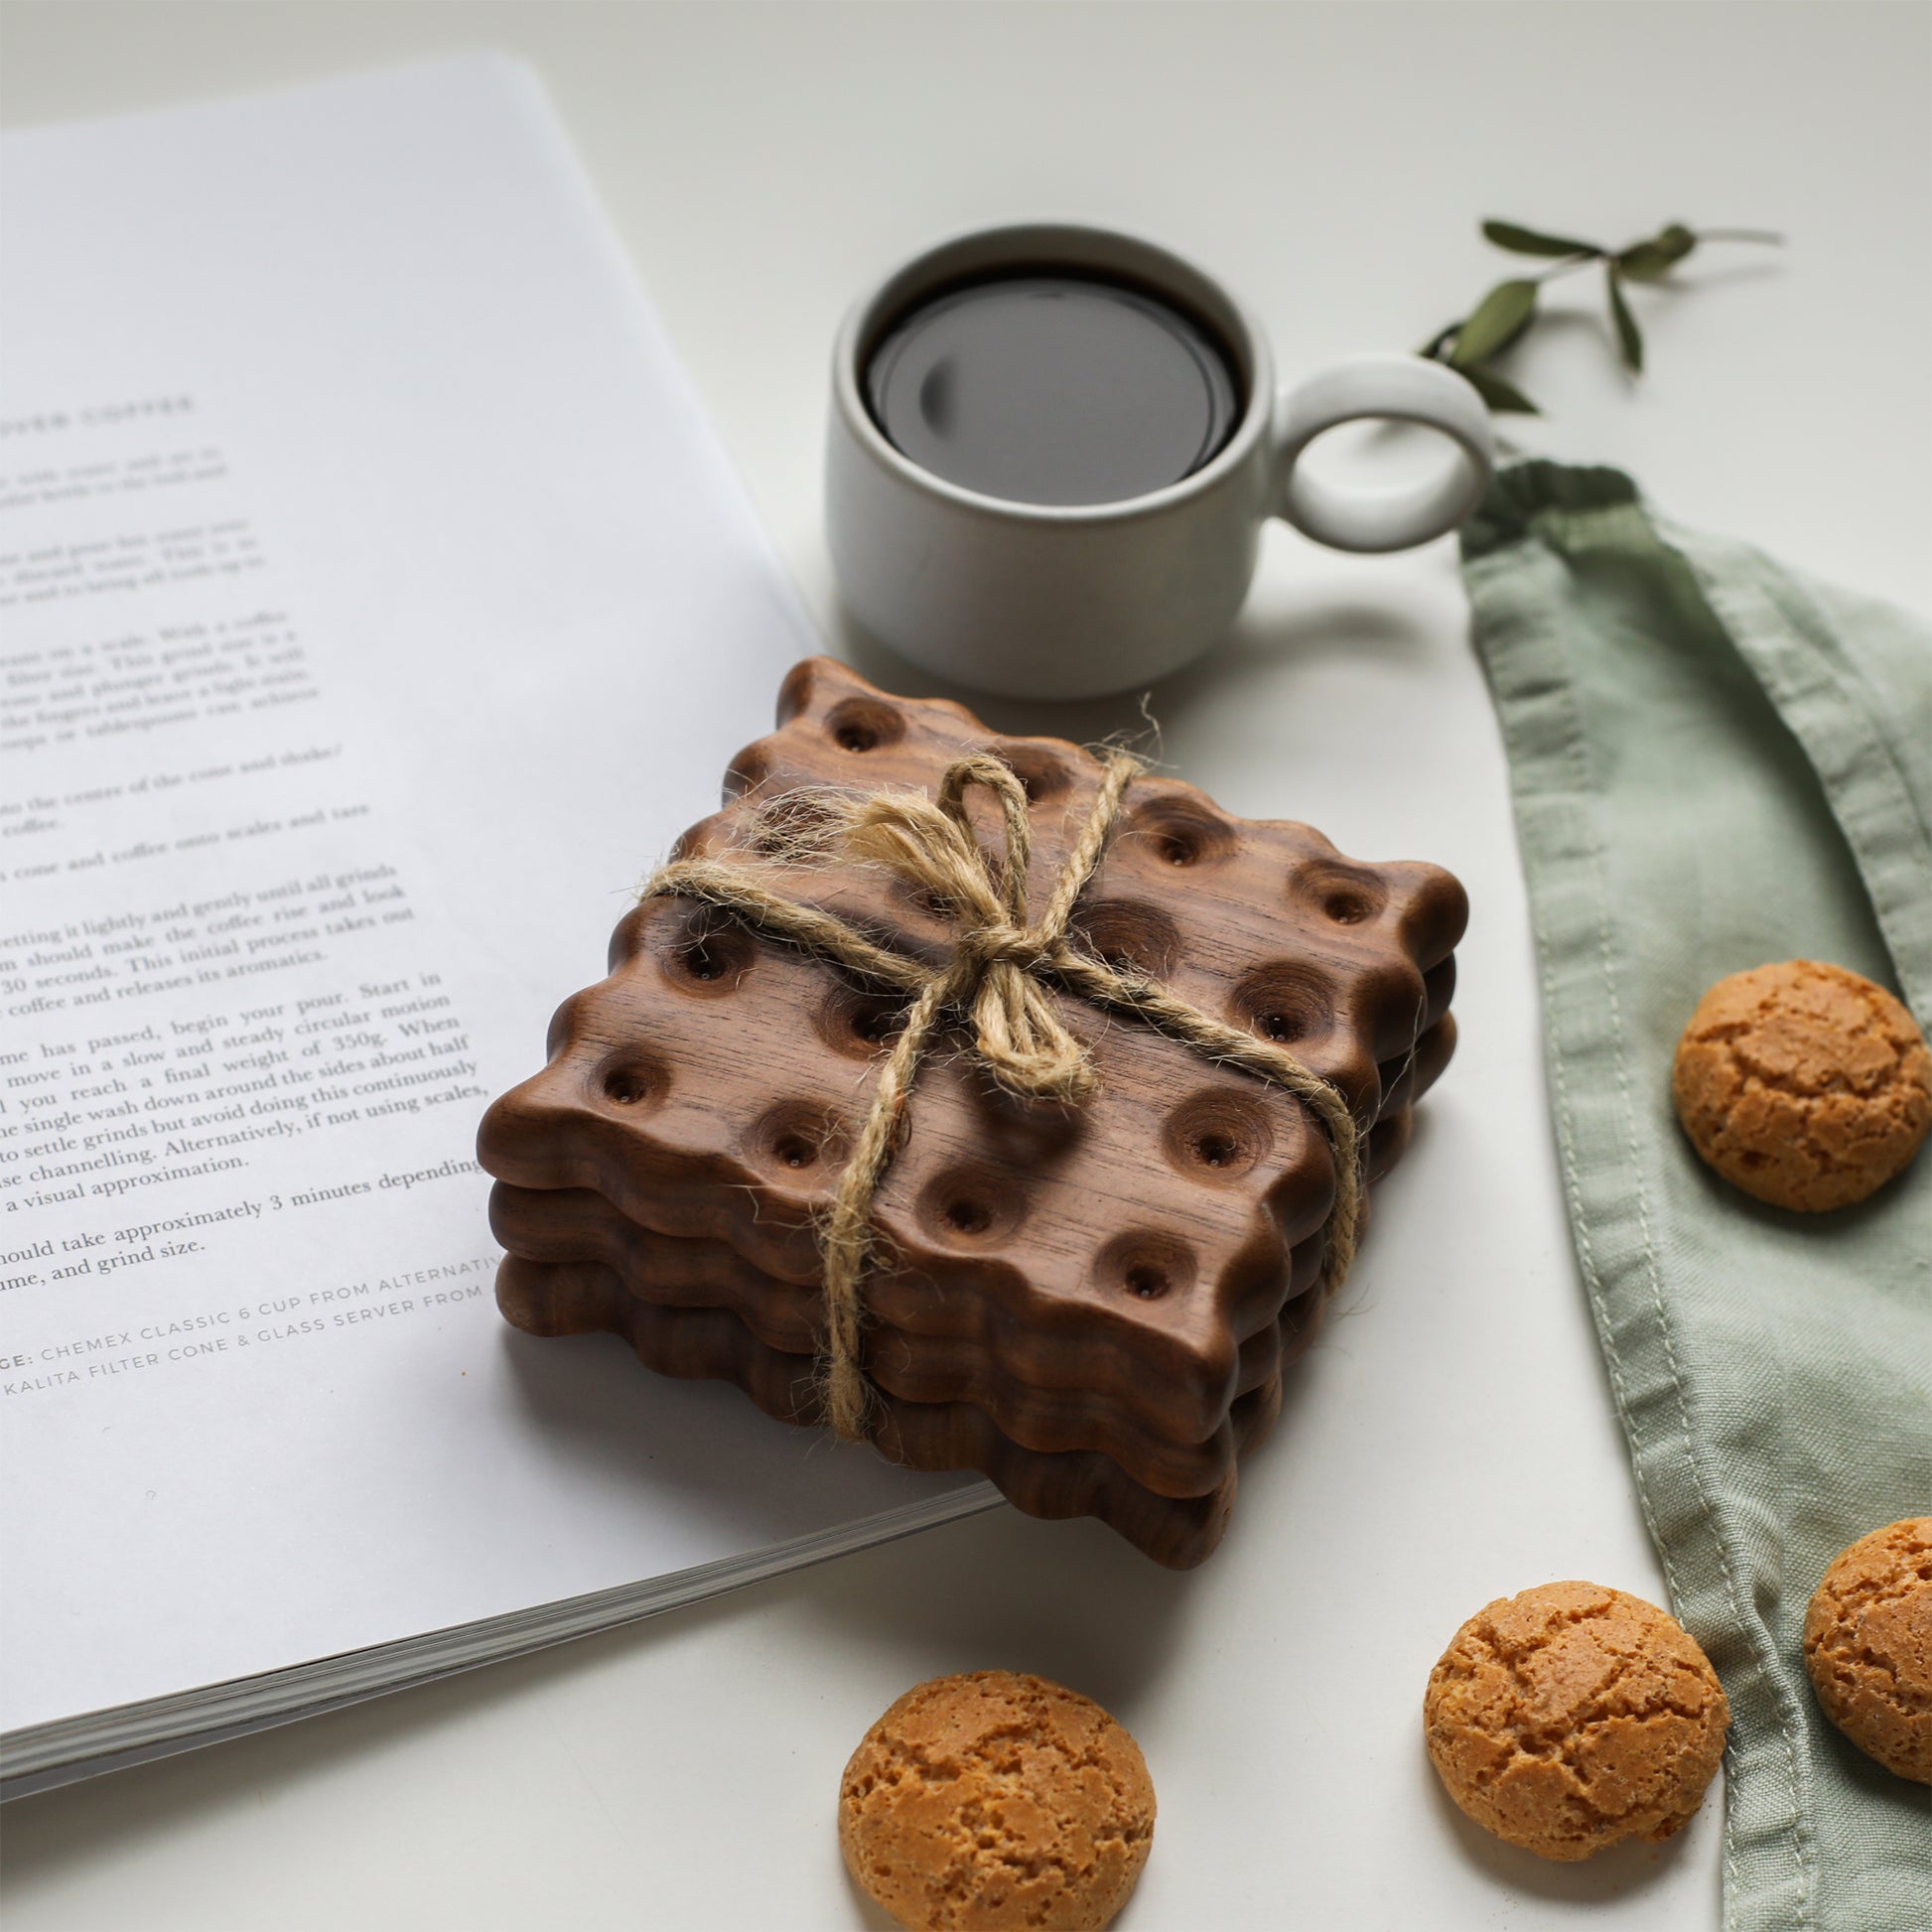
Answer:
[{"xmin": 864, "ymin": 273, "xmax": 1241, "ymax": 507}]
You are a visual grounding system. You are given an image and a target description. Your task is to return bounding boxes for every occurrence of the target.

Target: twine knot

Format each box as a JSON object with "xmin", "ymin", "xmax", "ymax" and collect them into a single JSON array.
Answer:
[
  {"xmin": 640, "ymin": 744, "xmax": 1362, "ymax": 1445},
  {"xmin": 830, "ymin": 752, "xmax": 1099, "ymax": 1104}
]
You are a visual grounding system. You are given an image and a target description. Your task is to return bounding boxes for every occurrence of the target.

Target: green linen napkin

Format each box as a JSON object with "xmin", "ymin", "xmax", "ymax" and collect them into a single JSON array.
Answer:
[{"xmin": 1460, "ymin": 462, "xmax": 1930, "ymax": 1930}]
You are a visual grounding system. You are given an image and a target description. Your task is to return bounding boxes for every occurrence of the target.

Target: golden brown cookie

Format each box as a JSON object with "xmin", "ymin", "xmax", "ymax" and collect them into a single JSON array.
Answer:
[
  {"xmin": 1803, "ymin": 1517, "xmax": 1932, "ymax": 1783},
  {"xmin": 1672, "ymin": 959, "xmax": 1931, "ymax": 1211},
  {"xmin": 1424, "ymin": 1581, "xmax": 1729, "ymax": 1862},
  {"xmin": 839, "ymin": 1670, "xmax": 1155, "ymax": 1931}
]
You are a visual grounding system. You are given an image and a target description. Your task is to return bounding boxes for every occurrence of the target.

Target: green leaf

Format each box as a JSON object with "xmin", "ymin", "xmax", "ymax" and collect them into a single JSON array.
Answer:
[
  {"xmin": 1450, "ymin": 279, "xmax": 1538, "ymax": 367},
  {"xmin": 1616, "ymin": 221, "xmax": 1698, "ymax": 282},
  {"xmin": 1606, "ymin": 265, "xmax": 1643, "ymax": 372},
  {"xmin": 1454, "ymin": 362, "xmax": 1542, "ymax": 415},
  {"xmin": 1482, "ymin": 218, "xmax": 1601, "ymax": 258},
  {"xmin": 1418, "ymin": 320, "xmax": 1461, "ymax": 360}
]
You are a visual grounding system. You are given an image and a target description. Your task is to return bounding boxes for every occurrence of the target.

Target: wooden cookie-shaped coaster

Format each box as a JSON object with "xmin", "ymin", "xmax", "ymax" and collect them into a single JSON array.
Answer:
[{"xmin": 480, "ymin": 657, "xmax": 1466, "ymax": 1565}]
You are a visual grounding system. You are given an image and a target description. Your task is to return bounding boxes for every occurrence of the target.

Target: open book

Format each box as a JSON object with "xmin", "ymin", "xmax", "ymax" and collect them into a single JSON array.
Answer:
[{"xmin": 0, "ymin": 57, "xmax": 997, "ymax": 1800}]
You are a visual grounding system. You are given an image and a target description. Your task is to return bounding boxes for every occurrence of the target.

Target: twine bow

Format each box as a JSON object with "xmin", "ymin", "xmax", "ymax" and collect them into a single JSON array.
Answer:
[{"xmin": 641, "ymin": 750, "xmax": 1362, "ymax": 1443}]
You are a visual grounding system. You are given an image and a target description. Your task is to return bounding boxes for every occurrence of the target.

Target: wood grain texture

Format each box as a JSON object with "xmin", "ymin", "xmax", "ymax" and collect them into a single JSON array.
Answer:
[
  {"xmin": 479, "ymin": 657, "xmax": 1466, "ymax": 1564},
  {"xmin": 487, "ymin": 1179, "xmax": 1320, "ymax": 1499}
]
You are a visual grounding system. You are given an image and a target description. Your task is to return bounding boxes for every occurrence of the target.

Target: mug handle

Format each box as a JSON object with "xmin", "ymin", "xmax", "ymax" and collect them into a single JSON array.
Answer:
[{"xmin": 1272, "ymin": 353, "xmax": 1494, "ymax": 553}]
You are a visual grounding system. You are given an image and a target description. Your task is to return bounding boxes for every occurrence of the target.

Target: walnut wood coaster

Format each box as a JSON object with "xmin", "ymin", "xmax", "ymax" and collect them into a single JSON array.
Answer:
[{"xmin": 478, "ymin": 657, "xmax": 1466, "ymax": 1566}]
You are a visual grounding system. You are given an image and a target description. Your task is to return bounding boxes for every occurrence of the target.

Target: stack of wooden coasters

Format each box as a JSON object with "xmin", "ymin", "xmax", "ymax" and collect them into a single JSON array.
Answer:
[{"xmin": 479, "ymin": 657, "xmax": 1465, "ymax": 1566}]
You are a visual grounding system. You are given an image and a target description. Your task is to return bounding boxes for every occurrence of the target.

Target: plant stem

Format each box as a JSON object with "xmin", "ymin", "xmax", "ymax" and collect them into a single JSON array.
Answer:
[
  {"xmin": 1533, "ymin": 251, "xmax": 1602, "ymax": 283},
  {"xmin": 1693, "ymin": 227, "xmax": 1786, "ymax": 245}
]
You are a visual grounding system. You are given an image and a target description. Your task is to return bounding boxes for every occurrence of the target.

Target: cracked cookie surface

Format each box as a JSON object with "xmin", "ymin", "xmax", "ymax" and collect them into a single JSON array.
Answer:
[
  {"xmin": 1804, "ymin": 1516, "xmax": 1932, "ymax": 1783},
  {"xmin": 839, "ymin": 1670, "xmax": 1154, "ymax": 1930},
  {"xmin": 1424, "ymin": 1581, "xmax": 1728, "ymax": 1861},
  {"xmin": 1672, "ymin": 959, "xmax": 1930, "ymax": 1211}
]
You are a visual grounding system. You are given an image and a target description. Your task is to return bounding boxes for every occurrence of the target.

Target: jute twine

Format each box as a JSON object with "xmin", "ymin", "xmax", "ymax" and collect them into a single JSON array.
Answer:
[{"xmin": 640, "ymin": 751, "xmax": 1361, "ymax": 1443}]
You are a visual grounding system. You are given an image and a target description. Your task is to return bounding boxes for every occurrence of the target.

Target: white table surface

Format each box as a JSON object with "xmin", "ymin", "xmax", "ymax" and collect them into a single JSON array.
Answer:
[{"xmin": 3, "ymin": 5, "xmax": 1925, "ymax": 1929}]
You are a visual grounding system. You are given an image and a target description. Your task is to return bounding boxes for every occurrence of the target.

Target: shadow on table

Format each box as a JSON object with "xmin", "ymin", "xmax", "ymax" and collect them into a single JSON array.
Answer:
[
  {"xmin": 491, "ymin": 1316, "xmax": 983, "ymax": 1548},
  {"xmin": 486, "ymin": 1318, "xmax": 1205, "ymax": 1709},
  {"xmin": 8, "ymin": 594, "xmax": 1453, "ymax": 1902},
  {"xmin": 795, "ymin": 1480, "xmax": 1201, "ymax": 1726},
  {"xmin": 831, "ymin": 592, "xmax": 1436, "ymax": 763},
  {"xmin": 0, "ymin": 1501, "xmax": 1196, "ymax": 1891},
  {"xmin": 1418, "ymin": 1746, "xmax": 1710, "ymax": 1904}
]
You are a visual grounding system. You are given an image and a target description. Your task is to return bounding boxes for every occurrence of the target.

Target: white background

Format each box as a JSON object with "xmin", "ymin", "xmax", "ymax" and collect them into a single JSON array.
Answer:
[{"xmin": 3, "ymin": 5, "xmax": 1926, "ymax": 1930}]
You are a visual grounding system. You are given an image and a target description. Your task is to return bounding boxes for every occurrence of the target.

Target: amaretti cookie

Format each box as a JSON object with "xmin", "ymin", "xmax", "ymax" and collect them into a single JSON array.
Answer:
[
  {"xmin": 1803, "ymin": 1516, "xmax": 1932, "ymax": 1783},
  {"xmin": 1424, "ymin": 1581, "xmax": 1729, "ymax": 1861},
  {"xmin": 839, "ymin": 1671, "xmax": 1155, "ymax": 1931},
  {"xmin": 1673, "ymin": 959, "xmax": 1930, "ymax": 1211}
]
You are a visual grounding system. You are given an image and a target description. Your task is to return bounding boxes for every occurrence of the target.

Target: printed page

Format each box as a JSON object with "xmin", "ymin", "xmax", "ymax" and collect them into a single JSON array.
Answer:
[{"xmin": 0, "ymin": 58, "xmax": 978, "ymax": 1735}]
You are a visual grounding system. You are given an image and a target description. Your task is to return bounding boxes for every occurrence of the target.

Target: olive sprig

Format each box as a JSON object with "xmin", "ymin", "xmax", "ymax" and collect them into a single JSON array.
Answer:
[{"xmin": 1422, "ymin": 219, "xmax": 1785, "ymax": 413}]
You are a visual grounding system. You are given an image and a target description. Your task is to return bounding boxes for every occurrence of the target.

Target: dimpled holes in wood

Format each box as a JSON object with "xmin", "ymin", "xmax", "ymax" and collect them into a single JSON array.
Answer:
[
  {"xmin": 595, "ymin": 1048, "xmax": 669, "ymax": 1112},
  {"xmin": 1231, "ymin": 960, "xmax": 1338, "ymax": 1051},
  {"xmin": 1289, "ymin": 858, "xmax": 1389, "ymax": 929},
  {"xmin": 813, "ymin": 982, "xmax": 908, "ymax": 1059},
  {"xmin": 659, "ymin": 910, "xmax": 757, "ymax": 997},
  {"xmin": 1096, "ymin": 1229, "xmax": 1198, "ymax": 1304},
  {"xmin": 823, "ymin": 696, "xmax": 907, "ymax": 757},
  {"xmin": 1070, "ymin": 899, "xmax": 1182, "ymax": 978},
  {"xmin": 751, "ymin": 1098, "xmax": 849, "ymax": 1181},
  {"xmin": 1121, "ymin": 794, "xmax": 1238, "ymax": 871},
  {"xmin": 744, "ymin": 787, "xmax": 843, "ymax": 861},
  {"xmin": 917, "ymin": 1164, "xmax": 1033, "ymax": 1248},
  {"xmin": 989, "ymin": 739, "xmax": 1075, "ymax": 806},
  {"xmin": 1161, "ymin": 1088, "xmax": 1275, "ymax": 1183}
]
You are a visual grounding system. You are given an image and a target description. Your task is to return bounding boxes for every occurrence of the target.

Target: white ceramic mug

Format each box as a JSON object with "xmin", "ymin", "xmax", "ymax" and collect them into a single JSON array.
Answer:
[{"xmin": 826, "ymin": 222, "xmax": 1493, "ymax": 701}]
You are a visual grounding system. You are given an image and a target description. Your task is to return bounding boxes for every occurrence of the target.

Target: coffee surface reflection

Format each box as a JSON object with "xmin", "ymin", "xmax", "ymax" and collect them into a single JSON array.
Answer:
[{"xmin": 865, "ymin": 274, "xmax": 1241, "ymax": 508}]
